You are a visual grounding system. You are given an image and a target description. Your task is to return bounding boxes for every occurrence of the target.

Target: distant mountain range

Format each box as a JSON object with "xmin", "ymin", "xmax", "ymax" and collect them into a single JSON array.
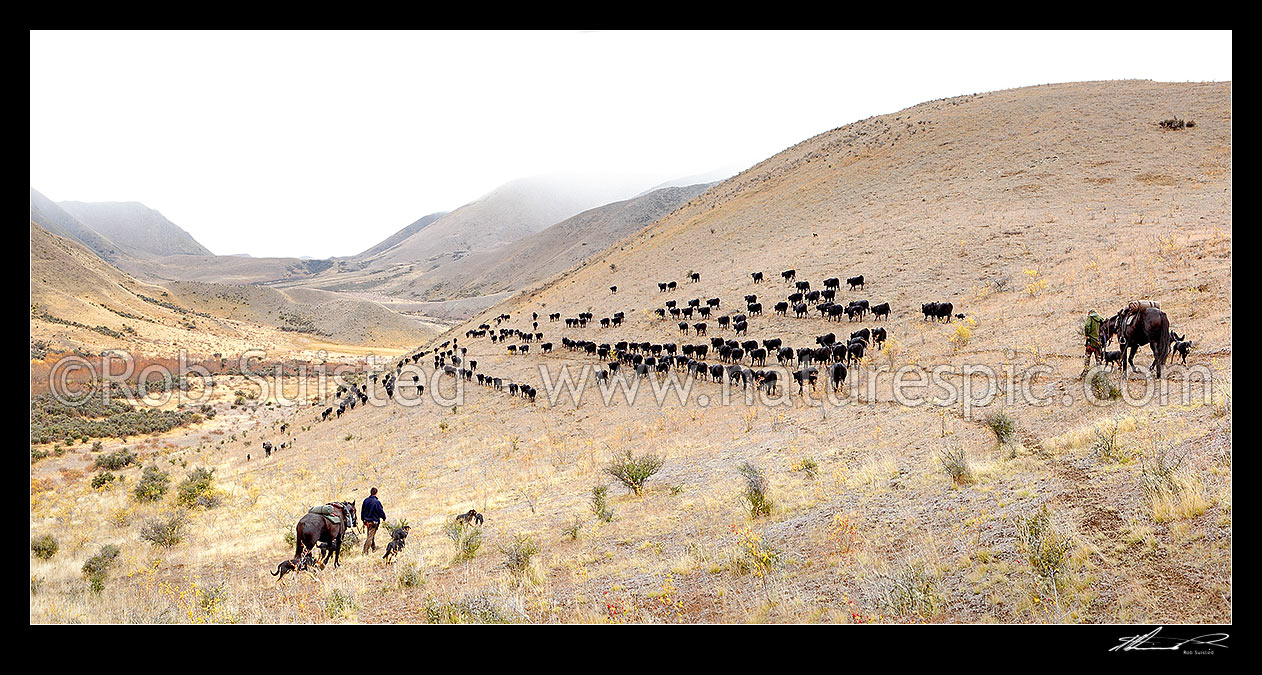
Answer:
[
  {"xmin": 57, "ymin": 200, "xmax": 215, "ymax": 257},
  {"xmin": 351, "ymin": 175, "xmax": 651, "ymax": 270},
  {"xmin": 29, "ymin": 188, "xmax": 122, "ymax": 262},
  {"xmin": 353, "ymin": 211, "xmax": 448, "ymax": 259},
  {"xmin": 31, "ymin": 170, "xmax": 720, "ymax": 322},
  {"xmin": 30, "ymin": 220, "xmax": 439, "ymax": 354},
  {"xmin": 294, "ymin": 182, "xmax": 711, "ymax": 307}
]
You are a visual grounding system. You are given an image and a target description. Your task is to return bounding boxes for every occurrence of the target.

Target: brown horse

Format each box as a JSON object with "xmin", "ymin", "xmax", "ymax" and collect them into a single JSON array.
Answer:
[
  {"xmin": 294, "ymin": 501, "xmax": 357, "ymax": 569},
  {"xmin": 1111, "ymin": 306, "xmax": 1172, "ymax": 378}
]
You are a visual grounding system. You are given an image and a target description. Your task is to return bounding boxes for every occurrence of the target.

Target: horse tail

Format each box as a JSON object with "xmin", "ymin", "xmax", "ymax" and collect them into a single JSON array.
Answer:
[{"xmin": 1156, "ymin": 313, "xmax": 1173, "ymax": 374}]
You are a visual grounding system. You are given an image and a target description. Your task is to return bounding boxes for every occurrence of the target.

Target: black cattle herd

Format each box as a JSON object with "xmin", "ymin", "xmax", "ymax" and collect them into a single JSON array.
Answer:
[
  {"xmin": 534, "ymin": 269, "xmax": 934, "ymax": 396},
  {"xmin": 467, "ymin": 270, "xmax": 949, "ymax": 399},
  {"xmin": 288, "ymin": 267, "xmax": 1202, "ymax": 434},
  {"xmin": 294, "ymin": 269, "xmax": 958, "ymax": 433}
]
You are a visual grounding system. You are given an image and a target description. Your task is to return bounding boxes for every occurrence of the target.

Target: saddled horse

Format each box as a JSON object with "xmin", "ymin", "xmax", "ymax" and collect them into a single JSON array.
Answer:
[
  {"xmin": 1110, "ymin": 306, "xmax": 1172, "ymax": 378},
  {"xmin": 294, "ymin": 501, "xmax": 357, "ymax": 569}
]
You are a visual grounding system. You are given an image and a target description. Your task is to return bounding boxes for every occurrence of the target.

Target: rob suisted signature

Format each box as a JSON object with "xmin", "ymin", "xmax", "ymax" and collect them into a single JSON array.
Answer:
[{"xmin": 1111, "ymin": 627, "xmax": 1229, "ymax": 653}]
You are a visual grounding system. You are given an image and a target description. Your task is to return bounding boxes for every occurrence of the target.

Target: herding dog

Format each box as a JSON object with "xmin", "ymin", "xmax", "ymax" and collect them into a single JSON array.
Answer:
[
  {"xmin": 382, "ymin": 526, "xmax": 410, "ymax": 562},
  {"xmin": 1169, "ymin": 332, "xmax": 1193, "ymax": 365},
  {"xmin": 271, "ymin": 548, "xmax": 323, "ymax": 583},
  {"xmin": 1103, "ymin": 350, "xmax": 1124, "ymax": 371}
]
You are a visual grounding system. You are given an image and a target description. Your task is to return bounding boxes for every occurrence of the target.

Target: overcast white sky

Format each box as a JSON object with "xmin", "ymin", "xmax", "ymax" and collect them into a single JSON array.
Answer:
[{"xmin": 30, "ymin": 30, "xmax": 1231, "ymax": 259}]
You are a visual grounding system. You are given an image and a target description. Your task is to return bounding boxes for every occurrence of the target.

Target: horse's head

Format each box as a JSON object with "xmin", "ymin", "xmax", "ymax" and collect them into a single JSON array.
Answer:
[
  {"xmin": 338, "ymin": 501, "xmax": 357, "ymax": 530},
  {"xmin": 1104, "ymin": 312, "xmax": 1124, "ymax": 344}
]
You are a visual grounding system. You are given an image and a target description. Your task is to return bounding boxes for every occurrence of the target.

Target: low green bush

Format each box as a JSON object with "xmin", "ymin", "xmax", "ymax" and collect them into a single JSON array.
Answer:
[
  {"xmin": 604, "ymin": 449, "xmax": 665, "ymax": 496},
  {"xmin": 140, "ymin": 512, "xmax": 186, "ymax": 548},
  {"xmin": 133, "ymin": 465, "xmax": 170, "ymax": 502},
  {"xmin": 739, "ymin": 462, "xmax": 773, "ymax": 518},
  {"xmin": 176, "ymin": 467, "xmax": 222, "ymax": 509},
  {"xmin": 82, "ymin": 544, "xmax": 121, "ymax": 593},
  {"xmin": 31, "ymin": 534, "xmax": 58, "ymax": 560},
  {"xmin": 94, "ymin": 448, "xmax": 136, "ymax": 471}
]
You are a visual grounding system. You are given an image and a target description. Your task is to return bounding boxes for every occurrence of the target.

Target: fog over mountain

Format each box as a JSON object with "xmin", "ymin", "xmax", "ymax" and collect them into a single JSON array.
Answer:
[
  {"xmin": 31, "ymin": 31, "xmax": 1231, "ymax": 265},
  {"xmin": 29, "ymin": 188, "xmax": 121, "ymax": 261},
  {"xmin": 294, "ymin": 181, "xmax": 712, "ymax": 313},
  {"xmin": 58, "ymin": 200, "xmax": 214, "ymax": 257},
  {"xmin": 633, "ymin": 165, "xmax": 741, "ymax": 197},
  {"xmin": 352, "ymin": 173, "xmax": 667, "ymax": 267}
]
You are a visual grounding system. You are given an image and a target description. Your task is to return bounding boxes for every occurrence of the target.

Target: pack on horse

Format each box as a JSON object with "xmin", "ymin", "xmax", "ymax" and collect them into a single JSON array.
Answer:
[
  {"xmin": 1107, "ymin": 301, "xmax": 1172, "ymax": 378},
  {"xmin": 294, "ymin": 501, "xmax": 357, "ymax": 569}
]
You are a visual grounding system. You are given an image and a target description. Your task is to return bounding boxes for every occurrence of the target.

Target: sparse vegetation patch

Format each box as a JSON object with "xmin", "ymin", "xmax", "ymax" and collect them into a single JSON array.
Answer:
[{"xmin": 604, "ymin": 449, "xmax": 665, "ymax": 496}]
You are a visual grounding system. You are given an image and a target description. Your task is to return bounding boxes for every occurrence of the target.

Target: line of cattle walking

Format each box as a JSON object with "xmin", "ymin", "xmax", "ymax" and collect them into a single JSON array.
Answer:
[
  {"xmin": 307, "ymin": 269, "xmax": 961, "ymax": 419},
  {"xmin": 309, "ymin": 332, "xmax": 541, "ymax": 425}
]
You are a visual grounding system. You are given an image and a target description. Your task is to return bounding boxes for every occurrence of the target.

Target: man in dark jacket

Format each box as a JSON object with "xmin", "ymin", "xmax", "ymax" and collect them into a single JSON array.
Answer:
[{"xmin": 361, "ymin": 487, "xmax": 386, "ymax": 554}]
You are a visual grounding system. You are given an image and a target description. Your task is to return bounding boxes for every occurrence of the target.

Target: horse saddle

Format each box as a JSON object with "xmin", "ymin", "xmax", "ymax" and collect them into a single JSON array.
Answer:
[
  {"xmin": 1120, "ymin": 300, "xmax": 1161, "ymax": 339},
  {"xmin": 308, "ymin": 504, "xmax": 340, "ymax": 524}
]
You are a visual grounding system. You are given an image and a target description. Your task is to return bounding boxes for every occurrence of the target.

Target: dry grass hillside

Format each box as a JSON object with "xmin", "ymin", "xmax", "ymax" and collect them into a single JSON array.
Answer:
[
  {"xmin": 30, "ymin": 188, "xmax": 123, "ymax": 263},
  {"xmin": 30, "ymin": 81, "xmax": 1230, "ymax": 625},
  {"xmin": 59, "ymin": 200, "xmax": 215, "ymax": 257},
  {"xmin": 353, "ymin": 211, "xmax": 448, "ymax": 259},
  {"xmin": 356, "ymin": 176, "xmax": 640, "ymax": 270},
  {"xmin": 469, "ymin": 81, "xmax": 1230, "ymax": 339},
  {"xmin": 168, "ymin": 282, "xmax": 440, "ymax": 348},
  {"xmin": 31, "ymin": 189, "xmax": 347, "ymax": 291},
  {"xmin": 293, "ymin": 184, "xmax": 711, "ymax": 306},
  {"xmin": 30, "ymin": 223, "xmax": 435, "ymax": 359},
  {"xmin": 113, "ymin": 253, "xmax": 334, "ymax": 286}
]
